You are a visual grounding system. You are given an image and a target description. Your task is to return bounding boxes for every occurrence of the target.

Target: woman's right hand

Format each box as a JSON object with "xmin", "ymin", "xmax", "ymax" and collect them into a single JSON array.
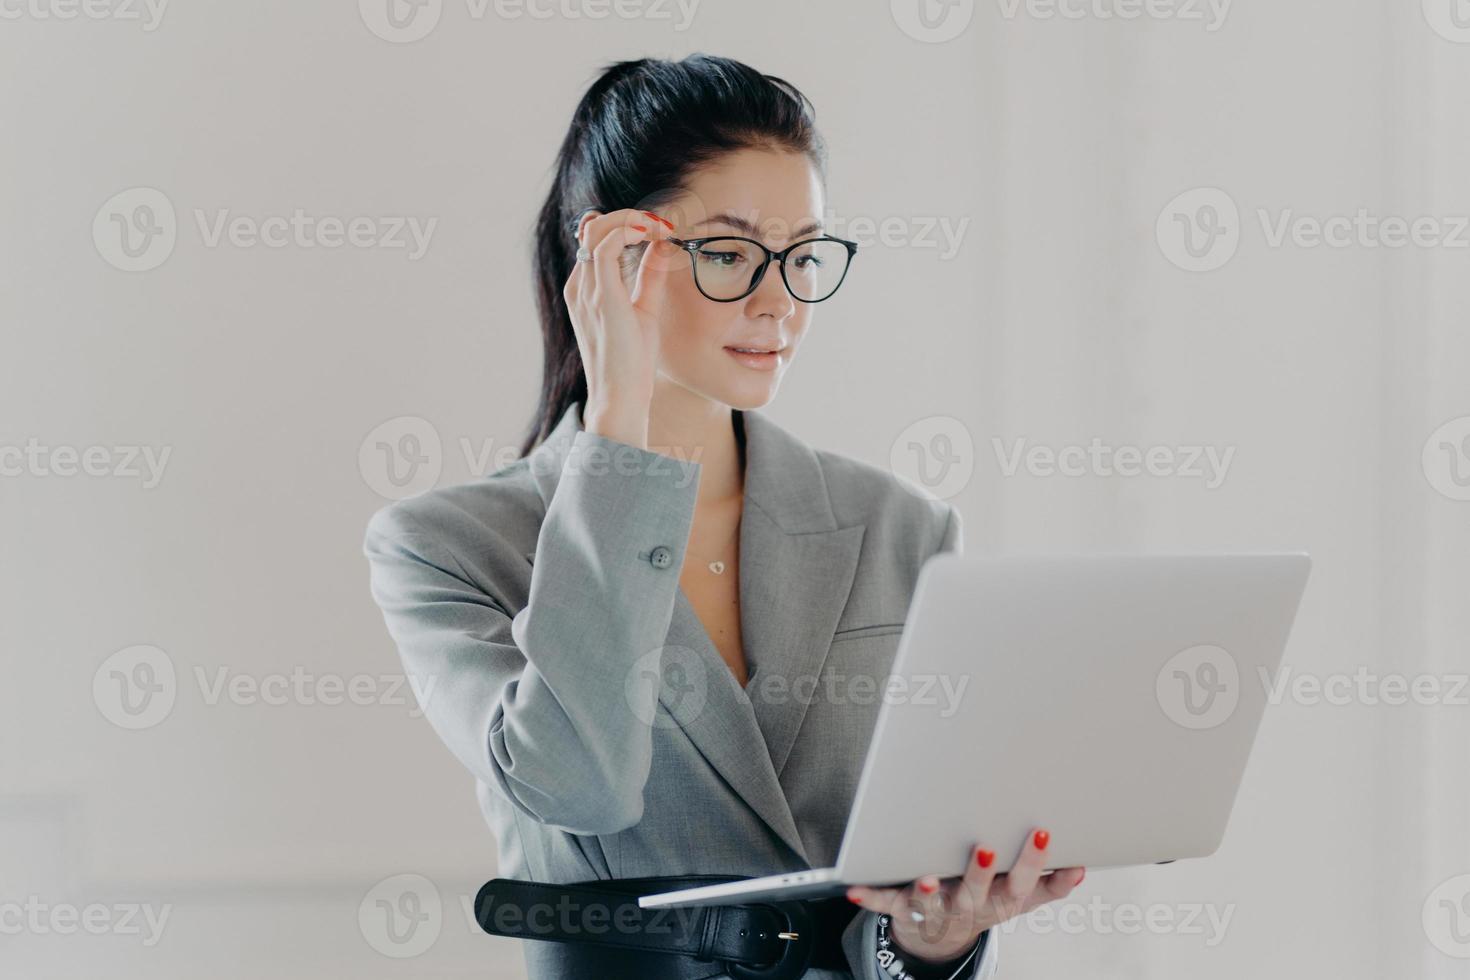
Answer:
[{"xmin": 564, "ymin": 208, "xmax": 677, "ymax": 450}]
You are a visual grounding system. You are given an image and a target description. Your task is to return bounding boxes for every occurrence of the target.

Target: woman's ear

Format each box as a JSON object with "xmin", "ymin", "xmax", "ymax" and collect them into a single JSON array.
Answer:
[{"xmin": 574, "ymin": 209, "xmax": 602, "ymax": 242}]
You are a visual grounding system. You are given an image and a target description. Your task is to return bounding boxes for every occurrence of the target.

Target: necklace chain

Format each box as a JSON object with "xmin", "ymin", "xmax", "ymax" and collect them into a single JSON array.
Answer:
[{"xmin": 686, "ymin": 507, "xmax": 742, "ymax": 575}]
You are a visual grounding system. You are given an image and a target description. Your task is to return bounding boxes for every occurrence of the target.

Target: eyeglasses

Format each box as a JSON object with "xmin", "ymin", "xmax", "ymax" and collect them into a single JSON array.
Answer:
[{"xmin": 664, "ymin": 234, "xmax": 859, "ymax": 304}]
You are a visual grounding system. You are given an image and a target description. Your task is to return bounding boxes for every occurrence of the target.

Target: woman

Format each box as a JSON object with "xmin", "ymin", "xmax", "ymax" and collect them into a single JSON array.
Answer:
[{"xmin": 364, "ymin": 54, "xmax": 1084, "ymax": 979}]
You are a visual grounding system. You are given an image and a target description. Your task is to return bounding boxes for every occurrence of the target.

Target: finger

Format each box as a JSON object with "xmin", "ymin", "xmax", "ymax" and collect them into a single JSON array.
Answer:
[
  {"xmin": 629, "ymin": 227, "xmax": 679, "ymax": 317},
  {"xmin": 1036, "ymin": 868, "xmax": 1078, "ymax": 901},
  {"xmin": 578, "ymin": 209, "xmax": 674, "ymax": 300},
  {"xmin": 846, "ymin": 884, "xmax": 906, "ymax": 919},
  {"xmin": 958, "ymin": 842, "xmax": 999, "ymax": 906},
  {"xmin": 1000, "ymin": 827, "xmax": 1050, "ymax": 901},
  {"xmin": 585, "ymin": 211, "xmax": 673, "ymax": 307},
  {"xmin": 564, "ymin": 211, "xmax": 602, "ymax": 313},
  {"xmin": 1017, "ymin": 866, "xmax": 1085, "ymax": 916},
  {"xmin": 1045, "ymin": 866, "xmax": 1085, "ymax": 897},
  {"xmin": 910, "ymin": 873, "xmax": 971, "ymax": 946},
  {"xmin": 591, "ymin": 223, "xmax": 655, "ymax": 307},
  {"xmin": 907, "ymin": 874, "xmax": 947, "ymax": 927},
  {"xmin": 579, "ymin": 208, "xmax": 670, "ymax": 257}
]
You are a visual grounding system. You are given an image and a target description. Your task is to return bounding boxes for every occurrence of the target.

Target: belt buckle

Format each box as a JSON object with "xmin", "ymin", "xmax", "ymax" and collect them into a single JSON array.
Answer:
[{"xmin": 726, "ymin": 899, "xmax": 815, "ymax": 980}]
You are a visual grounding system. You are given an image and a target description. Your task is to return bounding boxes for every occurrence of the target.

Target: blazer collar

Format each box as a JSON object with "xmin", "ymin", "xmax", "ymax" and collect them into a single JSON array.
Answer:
[{"xmin": 527, "ymin": 402, "xmax": 867, "ymax": 868}]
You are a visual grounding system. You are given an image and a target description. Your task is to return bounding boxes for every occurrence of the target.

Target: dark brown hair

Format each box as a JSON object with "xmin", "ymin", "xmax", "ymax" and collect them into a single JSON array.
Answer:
[{"xmin": 521, "ymin": 54, "xmax": 827, "ymax": 455}]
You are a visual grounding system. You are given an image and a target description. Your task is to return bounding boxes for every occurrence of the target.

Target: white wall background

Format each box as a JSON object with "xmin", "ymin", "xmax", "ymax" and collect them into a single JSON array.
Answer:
[{"xmin": 2, "ymin": 0, "xmax": 1467, "ymax": 977}]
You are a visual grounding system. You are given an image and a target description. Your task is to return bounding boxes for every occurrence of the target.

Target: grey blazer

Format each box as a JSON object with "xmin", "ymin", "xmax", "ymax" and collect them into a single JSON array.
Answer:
[{"xmin": 363, "ymin": 401, "xmax": 999, "ymax": 979}]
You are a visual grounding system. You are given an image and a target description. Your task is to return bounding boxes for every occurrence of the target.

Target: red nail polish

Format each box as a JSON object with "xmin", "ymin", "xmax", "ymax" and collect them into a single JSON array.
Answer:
[
  {"xmin": 976, "ymin": 849, "xmax": 995, "ymax": 869},
  {"xmin": 918, "ymin": 878, "xmax": 937, "ymax": 894},
  {"xmin": 631, "ymin": 224, "xmax": 648, "ymax": 232},
  {"xmin": 846, "ymin": 889, "xmax": 861, "ymax": 904},
  {"xmin": 642, "ymin": 211, "xmax": 675, "ymax": 230},
  {"xmin": 1033, "ymin": 829, "xmax": 1050, "ymax": 850}
]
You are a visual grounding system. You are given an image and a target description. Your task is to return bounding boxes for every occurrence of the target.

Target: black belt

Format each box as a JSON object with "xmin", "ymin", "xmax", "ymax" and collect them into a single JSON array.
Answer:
[{"xmin": 474, "ymin": 874, "xmax": 860, "ymax": 980}]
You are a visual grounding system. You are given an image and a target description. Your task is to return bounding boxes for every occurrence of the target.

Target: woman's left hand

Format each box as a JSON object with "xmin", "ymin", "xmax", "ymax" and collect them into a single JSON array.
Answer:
[{"xmin": 845, "ymin": 827, "xmax": 1086, "ymax": 966}]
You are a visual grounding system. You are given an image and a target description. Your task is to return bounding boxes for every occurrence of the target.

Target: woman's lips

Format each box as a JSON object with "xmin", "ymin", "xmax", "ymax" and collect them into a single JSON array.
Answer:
[{"xmin": 724, "ymin": 346, "xmax": 783, "ymax": 371}]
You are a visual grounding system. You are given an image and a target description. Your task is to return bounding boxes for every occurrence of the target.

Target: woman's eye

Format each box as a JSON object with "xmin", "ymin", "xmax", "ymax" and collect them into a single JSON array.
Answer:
[
  {"xmin": 793, "ymin": 254, "xmax": 825, "ymax": 269},
  {"xmin": 697, "ymin": 250, "xmax": 743, "ymax": 267}
]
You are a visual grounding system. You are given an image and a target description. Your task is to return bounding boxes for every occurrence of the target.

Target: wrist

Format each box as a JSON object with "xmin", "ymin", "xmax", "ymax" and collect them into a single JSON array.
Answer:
[
  {"xmin": 582, "ymin": 401, "xmax": 649, "ymax": 450},
  {"xmin": 876, "ymin": 912, "xmax": 981, "ymax": 979}
]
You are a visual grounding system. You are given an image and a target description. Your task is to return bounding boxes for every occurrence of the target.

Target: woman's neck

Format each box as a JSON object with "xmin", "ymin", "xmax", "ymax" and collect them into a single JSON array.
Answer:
[{"xmin": 645, "ymin": 386, "xmax": 744, "ymax": 507}]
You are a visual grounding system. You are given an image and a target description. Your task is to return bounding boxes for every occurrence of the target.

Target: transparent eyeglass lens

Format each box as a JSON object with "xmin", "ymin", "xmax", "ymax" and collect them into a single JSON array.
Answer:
[{"xmin": 692, "ymin": 238, "xmax": 850, "ymax": 301}]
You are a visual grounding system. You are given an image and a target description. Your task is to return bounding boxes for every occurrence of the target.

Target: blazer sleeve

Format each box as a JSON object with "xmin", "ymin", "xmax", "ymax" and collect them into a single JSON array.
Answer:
[
  {"xmin": 837, "ymin": 499, "xmax": 1000, "ymax": 980},
  {"xmin": 362, "ymin": 429, "xmax": 701, "ymax": 837}
]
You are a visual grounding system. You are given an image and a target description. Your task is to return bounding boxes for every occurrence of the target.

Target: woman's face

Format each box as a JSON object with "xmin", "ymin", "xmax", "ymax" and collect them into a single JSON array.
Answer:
[{"xmin": 634, "ymin": 147, "xmax": 828, "ymax": 412}]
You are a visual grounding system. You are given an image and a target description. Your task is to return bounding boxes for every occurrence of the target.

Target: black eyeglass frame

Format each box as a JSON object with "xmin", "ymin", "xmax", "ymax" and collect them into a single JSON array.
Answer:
[{"xmin": 664, "ymin": 234, "xmax": 860, "ymax": 304}]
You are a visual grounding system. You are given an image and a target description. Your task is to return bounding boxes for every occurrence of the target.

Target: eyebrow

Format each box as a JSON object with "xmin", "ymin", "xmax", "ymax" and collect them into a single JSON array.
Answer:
[{"xmin": 695, "ymin": 212, "xmax": 825, "ymax": 239}]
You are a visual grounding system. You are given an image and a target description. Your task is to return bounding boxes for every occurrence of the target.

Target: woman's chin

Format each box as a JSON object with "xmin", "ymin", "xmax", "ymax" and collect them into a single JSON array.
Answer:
[{"xmin": 719, "ymin": 382, "xmax": 782, "ymax": 412}]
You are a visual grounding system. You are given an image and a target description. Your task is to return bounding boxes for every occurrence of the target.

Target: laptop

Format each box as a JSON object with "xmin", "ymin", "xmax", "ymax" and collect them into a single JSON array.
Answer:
[{"xmin": 639, "ymin": 553, "xmax": 1312, "ymax": 910}]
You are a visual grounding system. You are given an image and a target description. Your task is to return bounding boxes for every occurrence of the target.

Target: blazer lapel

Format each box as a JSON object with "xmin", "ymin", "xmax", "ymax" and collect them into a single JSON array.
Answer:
[
  {"xmin": 658, "ymin": 409, "xmax": 865, "ymax": 868},
  {"xmin": 528, "ymin": 404, "xmax": 866, "ymax": 869},
  {"xmin": 660, "ymin": 588, "xmax": 813, "ymax": 865}
]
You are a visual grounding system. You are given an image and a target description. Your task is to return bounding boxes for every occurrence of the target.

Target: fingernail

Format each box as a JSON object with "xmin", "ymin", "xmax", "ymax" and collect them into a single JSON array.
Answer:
[
  {"xmin": 643, "ymin": 211, "xmax": 675, "ymax": 230},
  {"xmin": 846, "ymin": 888, "xmax": 860, "ymax": 904},
  {"xmin": 917, "ymin": 877, "xmax": 938, "ymax": 894},
  {"xmin": 1033, "ymin": 829, "xmax": 1050, "ymax": 850},
  {"xmin": 976, "ymin": 849, "xmax": 995, "ymax": 869},
  {"xmin": 631, "ymin": 224, "xmax": 648, "ymax": 232},
  {"xmin": 1076, "ymin": 869, "xmax": 1085, "ymax": 885}
]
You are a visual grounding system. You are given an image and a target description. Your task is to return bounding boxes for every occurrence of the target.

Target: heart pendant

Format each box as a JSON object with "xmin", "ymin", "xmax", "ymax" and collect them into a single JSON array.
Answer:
[{"xmin": 708, "ymin": 561, "xmax": 726, "ymax": 574}]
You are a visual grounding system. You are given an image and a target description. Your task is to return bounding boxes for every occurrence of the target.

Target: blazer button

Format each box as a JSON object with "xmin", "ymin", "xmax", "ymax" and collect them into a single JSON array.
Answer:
[{"xmin": 649, "ymin": 545, "xmax": 674, "ymax": 569}]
